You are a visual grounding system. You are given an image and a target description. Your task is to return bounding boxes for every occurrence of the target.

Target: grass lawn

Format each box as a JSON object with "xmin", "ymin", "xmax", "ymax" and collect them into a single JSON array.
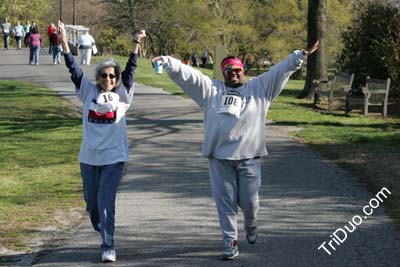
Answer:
[{"xmin": 0, "ymin": 80, "xmax": 84, "ymax": 253}]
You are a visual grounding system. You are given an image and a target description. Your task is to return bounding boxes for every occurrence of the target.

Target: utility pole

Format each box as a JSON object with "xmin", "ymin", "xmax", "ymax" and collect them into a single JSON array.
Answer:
[
  {"xmin": 73, "ymin": 0, "xmax": 76, "ymax": 25},
  {"xmin": 59, "ymin": 0, "xmax": 63, "ymax": 21}
]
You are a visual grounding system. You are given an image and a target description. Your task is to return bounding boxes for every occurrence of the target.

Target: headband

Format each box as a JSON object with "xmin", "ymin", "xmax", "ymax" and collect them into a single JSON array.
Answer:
[{"xmin": 220, "ymin": 58, "xmax": 244, "ymax": 71}]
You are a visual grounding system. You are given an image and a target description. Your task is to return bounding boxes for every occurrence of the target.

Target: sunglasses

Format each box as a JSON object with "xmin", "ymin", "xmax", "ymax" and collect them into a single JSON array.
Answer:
[
  {"xmin": 224, "ymin": 68, "xmax": 243, "ymax": 75},
  {"xmin": 100, "ymin": 73, "xmax": 116, "ymax": 79}
]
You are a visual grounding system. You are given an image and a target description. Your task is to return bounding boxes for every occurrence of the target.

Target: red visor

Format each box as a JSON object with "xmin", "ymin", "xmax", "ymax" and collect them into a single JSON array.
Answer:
[{"xmin": 221, "ymin": 58, "xmax": 244, "ymax": 72}]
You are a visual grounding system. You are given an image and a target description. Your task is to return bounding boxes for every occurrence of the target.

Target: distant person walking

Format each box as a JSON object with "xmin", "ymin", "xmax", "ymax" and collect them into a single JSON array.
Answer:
[
  {"xmin": 23, "ymin": 20, "xmax": 31, "ymax": 34},
  {"xmin": 78, "ymin": 30, "xmax": 96, "ymax": 65},
  {"xmin": 1, "ymin": 17, "xmax": 11, "ymax": 50},
  {"xmin": 28, "ymin": 25, "xmax": 41, "ymax": 65},
  {"xmin": 152, "ymin": 41, "xmax": 319, "ymax": 260},
  {"xmin": 25, "ymin": 21, "xmax": 36, "ymax": 47},
  {"xmin": 47, "ymin": 22, "xmax": 56, "ymax": 54},
  {"xmin": 201, "ymin": 50, "xmax": 208, "ymax": 67},
  {"xmin": 49, "ymin": 30, "xmax": 62, "ymax": 64},
  {"xmin": 23, "ymin": 20, "xmax": 31, "ymax": 47},
  {"xmin": 191, "ymin": 51, "xmax": 198, "ymax": 67},
  {"xmin": 58, "ymin": 21, "xmax": 146, "ymax": 263},
  {"xmin": 12, "ymin": 20, "xmax": 25, "ymax": 49}
]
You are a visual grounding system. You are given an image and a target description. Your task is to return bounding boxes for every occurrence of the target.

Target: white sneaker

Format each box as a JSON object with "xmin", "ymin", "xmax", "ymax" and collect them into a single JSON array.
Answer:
[
  {"xmin": 101, "ymin": 250, "xmax": 116, "ymax": 263},
  {"xmin": 220, "ymin": 238, "xmax": 239, "ymax": 260}
]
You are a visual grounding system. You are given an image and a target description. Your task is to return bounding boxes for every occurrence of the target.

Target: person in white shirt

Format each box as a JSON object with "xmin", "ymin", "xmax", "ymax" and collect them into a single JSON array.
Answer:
[
  {"xmin": 1, "ymin": 17, "xmax": 11, "ymax": 50},
  {"xmin": 152, "ymin": 41, "xmax": 319, "ymax": 260},
  {"xmin": 78, "ymin": 30, "xmax": 96, "ymax": 65},
  {"xmin": 12, "ymin": 20, "xmax": 25, "ymax": 49}
]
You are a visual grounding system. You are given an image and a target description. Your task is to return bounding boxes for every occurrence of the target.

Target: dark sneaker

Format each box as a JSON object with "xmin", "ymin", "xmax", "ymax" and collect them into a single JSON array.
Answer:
[
  {"xmin": 246, "ymin": 226, "xmax": 257, "ymax": 245},
  {"xmin": 101, "ymin": 249, "xmax": 116, "ymax": 263},
  {"xmin": 220, "ymin": 238, "xmax": 239, "ymax": 260}
]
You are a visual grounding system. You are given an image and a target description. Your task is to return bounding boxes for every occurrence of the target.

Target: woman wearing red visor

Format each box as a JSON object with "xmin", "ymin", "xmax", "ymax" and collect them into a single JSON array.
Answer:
[{"xmin": 152, "ymin": 41, "xmax": 318, "ymax": 260}]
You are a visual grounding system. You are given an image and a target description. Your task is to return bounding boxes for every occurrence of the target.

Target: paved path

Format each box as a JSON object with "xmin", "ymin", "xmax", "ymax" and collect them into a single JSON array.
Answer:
[{"xmin": 1, "ymin": 48, "xmax": 400, "ymax": 267}]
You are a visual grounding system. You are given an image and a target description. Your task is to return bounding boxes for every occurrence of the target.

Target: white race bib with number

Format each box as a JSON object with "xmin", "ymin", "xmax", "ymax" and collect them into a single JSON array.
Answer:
[
  {"xmin": 218, "ymin": 92, "xmax": 242, "ymax": 117},
  {"xmin": 94, "ymin": 92, "xmax": 119, "ymax": 113}
]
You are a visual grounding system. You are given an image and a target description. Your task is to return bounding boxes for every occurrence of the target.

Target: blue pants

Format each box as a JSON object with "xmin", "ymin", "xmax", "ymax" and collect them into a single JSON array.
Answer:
[
  {"xmin": 15, "ymin": 36, "xmax": 22, "ymax": 49},
  {"xmin": 80, "ymin": 162, "xmax": 124, "ymax": 251},
  {"xmin": 3, "ymin": 33, "xmax": 9, "ymax": 49},
  {"xmin": 52, "ymin": 45, "xmax": 61, "ymax": 63},
  {"xmin": 29, "ymin": 45, "xmax": 40, "ymax": 64},
  {"xmin": 208, "ymin": 157, "xmax": 261, "ymax": 241}
]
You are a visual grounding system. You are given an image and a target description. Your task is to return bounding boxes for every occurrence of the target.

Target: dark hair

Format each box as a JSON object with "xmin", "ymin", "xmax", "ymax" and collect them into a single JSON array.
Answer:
[
  {"xmin": 220, "ymin": 56, "xmax": 244, "ymax": 70},
  {"xmin": 31, "ymin": 25, "xmax": 39, "ymax": 34},
  {"xmin": 221, "ymin": 55, "xmax": 241, "ymax": 64}
]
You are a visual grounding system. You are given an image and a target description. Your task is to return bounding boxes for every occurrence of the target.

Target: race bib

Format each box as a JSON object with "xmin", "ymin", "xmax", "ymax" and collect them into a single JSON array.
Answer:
[
  {"xmin": 88, "ymin": 92, "xmax": 120, "ymax": 124},
  {"xmin": 218, "ymin": 91, "xmax": 242, "ymax": 117},
  {"xmin": 95, "ymin": 92, "xmax": 119, "ymax": 113}
]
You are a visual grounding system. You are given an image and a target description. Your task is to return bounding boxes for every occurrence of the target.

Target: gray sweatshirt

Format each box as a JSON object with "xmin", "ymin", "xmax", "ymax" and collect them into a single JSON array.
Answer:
[{"xmin": 162, "ymin": 50, "xmax": 305, "ymax": 160}]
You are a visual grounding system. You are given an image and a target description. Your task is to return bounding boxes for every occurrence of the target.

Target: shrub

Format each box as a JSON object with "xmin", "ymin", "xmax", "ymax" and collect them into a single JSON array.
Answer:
[
  {"xmin": 95, "ymin": 27, "xmax": 132, "ymax": 56},
  {"xmin": 337, "ymin": 1, "xmax": 400, "ymax": 97}
]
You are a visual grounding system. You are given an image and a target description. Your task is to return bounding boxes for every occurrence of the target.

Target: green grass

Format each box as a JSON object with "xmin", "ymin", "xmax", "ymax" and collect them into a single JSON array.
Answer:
[{"xmin": 0, "ymin": 80, "xmax": 83, "ymax": 252}]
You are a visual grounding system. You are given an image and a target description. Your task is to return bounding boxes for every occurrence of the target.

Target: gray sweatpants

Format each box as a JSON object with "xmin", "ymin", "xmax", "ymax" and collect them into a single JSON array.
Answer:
[{"xmin": 208, "ymin": 157, "xmax": 261, "ymax": 240}]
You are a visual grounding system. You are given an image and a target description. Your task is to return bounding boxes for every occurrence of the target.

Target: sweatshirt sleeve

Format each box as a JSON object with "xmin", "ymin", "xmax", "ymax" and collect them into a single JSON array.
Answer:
[
  {"xmin": 248, "ymin": 50, "xmax": 305, "ymax": 101},
  {"xmin": 163, "ymin": 56, "xmax": 212, "ymax": 107},
  {"xmin": 64, "ymin": 52, "xmax": 88, "ymax": 101},
  {"xmin": 121, "ymin": 53, "xmax": 138, "ymax": 93}
]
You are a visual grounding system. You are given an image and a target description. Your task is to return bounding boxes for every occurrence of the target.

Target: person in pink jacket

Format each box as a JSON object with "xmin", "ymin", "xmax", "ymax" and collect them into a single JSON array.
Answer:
[{"xmin": 28, "ymin": 25, "xmax": 42, "ymax": 65}]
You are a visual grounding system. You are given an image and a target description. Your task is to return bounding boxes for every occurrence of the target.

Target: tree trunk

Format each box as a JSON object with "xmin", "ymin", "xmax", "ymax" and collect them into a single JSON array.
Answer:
[{"xmin": 298, "ymin": 0, "xmax": 327, "ymax": 99}]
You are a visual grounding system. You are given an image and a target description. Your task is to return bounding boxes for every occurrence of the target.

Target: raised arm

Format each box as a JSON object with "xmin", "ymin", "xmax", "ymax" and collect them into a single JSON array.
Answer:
[
  {"xmin": 249, "ymin": 41, "xmax": 319, "ymax": 101},
  {"xmin": 121, "ymin": 30, "xmax": 146, "ymax": 91},
  {"xmin": 151, "ymin": 55, "xmax": 213, "ymax": 107},
  {"xmin": 58, "ymin": 21, "xmax": 84, "ymax": 90}
]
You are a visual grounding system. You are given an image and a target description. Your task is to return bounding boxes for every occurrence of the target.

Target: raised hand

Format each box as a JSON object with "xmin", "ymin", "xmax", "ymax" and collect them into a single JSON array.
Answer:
[
  {"xmin": 58, "ymin": 20, "xmax": 70, "ymax": 53},
  {"xmin": 151, "ymin": 56, "xmax": 163, "ymax": 63},
  {"xmin": 303, "ymin": 41, "xmax": 319, "ymax": 57},
  {"xmin": 133, "ymin": 30, "xmax": 146, "ymax": 43},
  {"xmin": 58, "ymin": 21, "xmax": 66, "ymax": 39}
]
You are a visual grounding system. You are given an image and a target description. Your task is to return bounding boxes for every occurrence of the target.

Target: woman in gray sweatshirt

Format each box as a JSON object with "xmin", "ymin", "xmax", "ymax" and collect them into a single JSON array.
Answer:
[{"xmin": 152, "ymin": 41, "xmax": 318, "ymax": 260}]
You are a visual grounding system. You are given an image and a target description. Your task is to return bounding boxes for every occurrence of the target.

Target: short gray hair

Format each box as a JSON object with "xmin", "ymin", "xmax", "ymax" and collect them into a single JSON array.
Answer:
[{"xmin": 95, "ymin": 58, "xmax": 121, "ymax": 87}]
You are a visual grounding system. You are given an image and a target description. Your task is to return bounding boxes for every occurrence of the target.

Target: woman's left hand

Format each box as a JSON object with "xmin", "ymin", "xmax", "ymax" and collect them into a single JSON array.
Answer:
[
  {"xmin": 303, "ymin": 41, "xmax": 319, "ymax": 57},
  {"xmin": 151, "ymin": 56, "xmax": 163, "ymax": 63}
]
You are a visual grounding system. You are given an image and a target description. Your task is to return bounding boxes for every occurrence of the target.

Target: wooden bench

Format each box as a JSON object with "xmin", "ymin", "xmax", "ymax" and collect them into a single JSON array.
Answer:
[
  {"xmin": 346, "ymin": 77, "xmax": 390, "ymax": 118},
  {"xmin": 313, "ymin": 72, "xmax": 354, "ymax": 113}
]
